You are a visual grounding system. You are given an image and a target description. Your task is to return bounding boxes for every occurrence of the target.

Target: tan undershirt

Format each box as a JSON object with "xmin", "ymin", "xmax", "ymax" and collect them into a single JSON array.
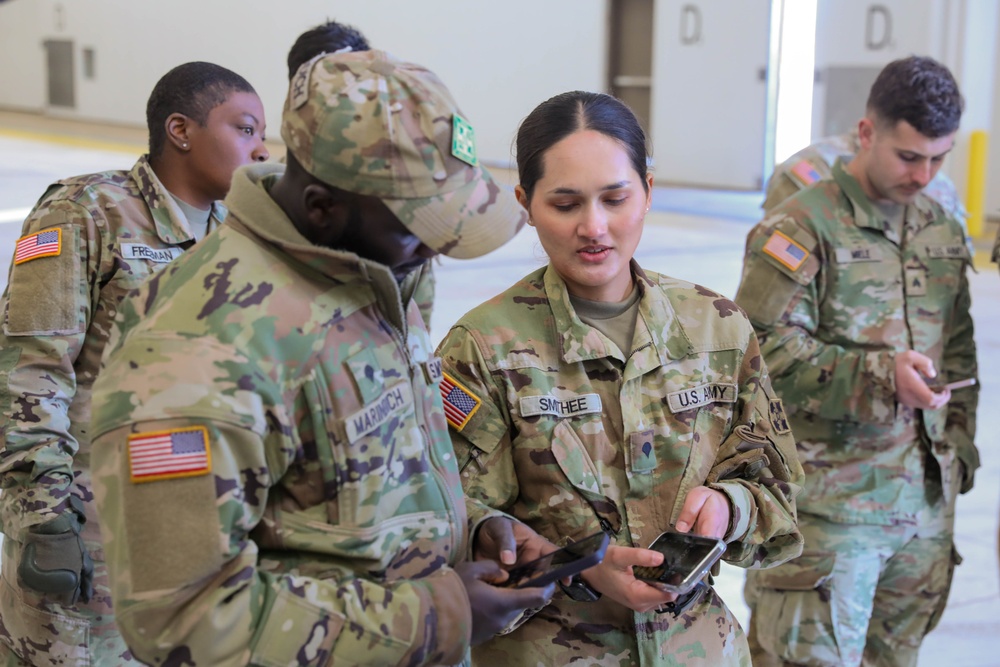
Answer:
[{"xmin": 570, "ymin": 284, "xmax": 642, "ymax": 357}]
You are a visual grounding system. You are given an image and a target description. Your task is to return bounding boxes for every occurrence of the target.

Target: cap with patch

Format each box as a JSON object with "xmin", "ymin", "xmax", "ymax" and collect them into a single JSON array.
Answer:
[{"xmin": 282, "ymin": 50, "xmax": 526, "ymax": 259}]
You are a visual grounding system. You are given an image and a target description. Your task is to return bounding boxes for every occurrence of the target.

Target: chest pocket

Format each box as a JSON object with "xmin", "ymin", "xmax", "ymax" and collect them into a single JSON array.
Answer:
[{"xmin": 98, "ymin": 240, "xmax": 183, "ymax": 323}]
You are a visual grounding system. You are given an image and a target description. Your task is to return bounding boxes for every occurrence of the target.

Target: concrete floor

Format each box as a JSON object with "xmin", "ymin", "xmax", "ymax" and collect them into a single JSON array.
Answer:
[{"xmin": 1, "ymin": 117, "xmax": 998, "ymax": 664}]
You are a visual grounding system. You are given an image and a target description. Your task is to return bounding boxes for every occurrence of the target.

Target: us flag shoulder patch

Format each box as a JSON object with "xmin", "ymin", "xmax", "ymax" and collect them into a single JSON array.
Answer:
[
  {"xmin": 128, "ymin": 426, "xmax": 211, "ymax": 483},
  {"xmin": 762, "ymin": 229, "xmax": 809, "ymax": 272},
  {"xmin": 440, "ymin": 372, "xmax": 481, "ymax": 431},
  {"xmin": 789, "ymin": 160, "xmax": 821, "ymax": 187},
  {"xmin": 14, "ymin": 228, "xmax": 61, "ymax": 265}
]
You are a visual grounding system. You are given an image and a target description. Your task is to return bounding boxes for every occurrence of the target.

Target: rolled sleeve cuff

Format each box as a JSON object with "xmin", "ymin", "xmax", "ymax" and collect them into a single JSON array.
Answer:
[{"xmin": 709, "ymin": 481, "xmax": 755, "ymax": 543}]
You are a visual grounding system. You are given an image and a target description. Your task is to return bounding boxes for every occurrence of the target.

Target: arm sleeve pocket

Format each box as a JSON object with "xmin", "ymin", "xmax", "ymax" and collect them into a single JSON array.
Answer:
[{"xmin": 754, "ymin": 551, "xmax": 835, "ymax": 590}]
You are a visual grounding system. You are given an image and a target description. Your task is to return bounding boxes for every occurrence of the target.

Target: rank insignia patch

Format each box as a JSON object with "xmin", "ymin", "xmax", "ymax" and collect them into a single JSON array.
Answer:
[
  {"xmin": 14, "ymin": 228, "xmax": 61, "ymax": 265},
  {"xmin": 769, "ymin": 399, "xmax": 791, "ymax": 434},
  {"xmin": 762, "ymin": 230, "xmax": 809, "ymax": 272},
  {"xmin": 440, "ymin": 372, "xmax": 481, "ymax": 431},
  {"xmin": 128, "ymin": 426, "xmax": 211, "ymax": 483}
]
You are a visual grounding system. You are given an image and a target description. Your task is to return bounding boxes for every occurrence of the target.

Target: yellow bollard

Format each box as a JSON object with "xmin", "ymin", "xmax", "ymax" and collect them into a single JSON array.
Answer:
[{"xmin": 966, "ymin": 130, "xmax": 988, "ymax": 239}]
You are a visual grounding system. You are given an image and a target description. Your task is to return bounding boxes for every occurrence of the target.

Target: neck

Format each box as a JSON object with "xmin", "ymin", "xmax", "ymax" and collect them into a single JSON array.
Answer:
[
  {"xmin": 150, "ymin": 153, "xmax": 213, "ymax": 210},
  {"xmin": 843, "ymin": 153, "xmax": 882, "ymax": 203}
]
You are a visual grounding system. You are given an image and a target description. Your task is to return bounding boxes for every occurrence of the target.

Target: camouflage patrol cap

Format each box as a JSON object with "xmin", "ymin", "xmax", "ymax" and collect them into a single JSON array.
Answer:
[{"xmin": 282, "ymin": 50, "xmax": 526, "ymax": 259}]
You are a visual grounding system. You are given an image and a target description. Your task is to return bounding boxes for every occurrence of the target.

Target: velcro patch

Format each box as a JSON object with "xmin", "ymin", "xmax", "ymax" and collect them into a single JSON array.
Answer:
[
  {"xmin": 519, "ymin": 393, "xmax": 603, "ymax": 419},
  {"xmin": 440, "ymin": 372, "xmax": 481, "ymax": 431},
  {"xmin": 789, "ymin": 160, "xmax": 821, "ymax": 188},
  {"xmin": 667, "ymin": 383, "xmax": 737, "ymax": 413},
  {"xmin": 345, "ymin": 383, "xmax": 413, "ymax": 443},
  {"xmin": 769, "ymin": 399, "xmax": 791, "ymax": 434},
  {"xmin": 762, "ymin": 230, "xmax": 809, "ymax": 272},
  {"xmin": 120, "ymin": 243, "xmax": 183, "ymax": 264},
  {"xmin": 129, "ymin": 426, "xmax": 211, "ymax": 483},
  {"xmin": 423, "ymin": 357, "xmax": 443, "ymax": 385},
  {"xmin": 926, "ymin": 244, "xmax": 969, "ymax": 260},
  {"xmin": 14, "ymin": 228, "xmax": 61, "ymax": 265},
  {"xmin": 834, "ymin": 246, "xmax": 882, "ymax": 263}
]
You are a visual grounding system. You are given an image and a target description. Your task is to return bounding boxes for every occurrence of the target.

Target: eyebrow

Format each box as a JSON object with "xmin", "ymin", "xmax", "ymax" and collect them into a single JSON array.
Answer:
[
  {"xmin": 548, "ymin": 180, "xmax": 632, "ymax": 195},
  {"xmin": 239, "ymin": 113, "xmax": 261, "ymax": 126},
  {"xmin": 897, "ymin": 146, "xmax": 952, "ymax": 160}
]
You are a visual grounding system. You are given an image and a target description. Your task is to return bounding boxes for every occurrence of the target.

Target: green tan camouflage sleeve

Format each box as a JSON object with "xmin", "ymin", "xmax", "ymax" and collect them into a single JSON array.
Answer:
[
  {"xmin": 0, "ymin": 201, "xmax": 94, "ymax": 537},
  {"xmin": 939, "ymin": 268, "xmax": 979, "ymax": 493},
  {"xmin": 762, "ymin": 172, "xmax": 802, "ymax": 214},
  {"xmin": 437, "ymin": 326, "xmax": 520, "ymax": 529},
  {"xmin": 92, "ymin": 415, "xmax": 471, "ymax": 667},
  {"xmin": 735, "ymin": 220, "xmax": 897, "ymax": 425},
  {"xmin": 705, "ymin": 329, "xmax": 804, "ymax": 568}
]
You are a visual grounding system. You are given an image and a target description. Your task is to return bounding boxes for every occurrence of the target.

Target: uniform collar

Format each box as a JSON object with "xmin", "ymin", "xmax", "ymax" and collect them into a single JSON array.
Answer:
[
  {"xmin": 130, "ymin": 155, "xmax": 224, "ymax": 245},
  {"xmin": 543, "ymin": 259, "xmax": 692, "ymax": 365},
  {"xmin": 223, "ymin": 162, "xmax": 400, "ymax": 288},
  {"xmin": 831, "ymin": 158, "xmax": 939, "ymax": 241}
]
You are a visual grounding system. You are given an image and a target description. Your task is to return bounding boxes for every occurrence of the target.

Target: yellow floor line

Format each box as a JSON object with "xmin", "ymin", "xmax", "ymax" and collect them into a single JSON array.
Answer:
[{"xmin": 0, "ymin": 127, "xmax": 143, "ymax": 155}]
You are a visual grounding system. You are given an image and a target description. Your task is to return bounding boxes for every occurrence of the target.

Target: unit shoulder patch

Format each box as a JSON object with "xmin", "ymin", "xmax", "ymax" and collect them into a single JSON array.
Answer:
[{"xmin": 769, "ymin": 399, "xmax": 791, "ymax": 434}]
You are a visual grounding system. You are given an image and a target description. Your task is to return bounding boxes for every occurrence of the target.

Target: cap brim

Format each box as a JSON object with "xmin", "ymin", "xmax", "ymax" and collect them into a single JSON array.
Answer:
[{"xmin": 381, "ymin": 166, "xmax": 527, "ymax": 260}]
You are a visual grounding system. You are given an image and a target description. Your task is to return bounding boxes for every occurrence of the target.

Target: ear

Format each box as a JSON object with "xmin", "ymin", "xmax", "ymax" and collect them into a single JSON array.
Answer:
[
  {"xmin": 857, "ymin": 117, "xmax": 876, "ymax": 150},
  {"xmin": 514, "ymin": 185, "xmax": 529, "ymax": 210},
  {"xmin": 644, "ymin": 173, "xmax": 654, "ymax": 208},
  {"xmin": 301, "ymin": 184, "xmax": 349, "ymax": 247},
  {"xmin": 165, "ymin": 112, "xmax": 192, "ymax": 151}
]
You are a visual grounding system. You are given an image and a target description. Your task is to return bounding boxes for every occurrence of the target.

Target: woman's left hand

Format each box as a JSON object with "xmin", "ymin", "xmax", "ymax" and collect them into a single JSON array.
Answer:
[{"xmin": 674, "ymin": 487, "xmax": 731, "ymax": 538}]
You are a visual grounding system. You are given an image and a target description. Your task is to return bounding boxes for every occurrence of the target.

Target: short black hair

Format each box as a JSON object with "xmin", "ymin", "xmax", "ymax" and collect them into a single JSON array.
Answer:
[
  {"xmin": 146, "ymin": 62, "xmax": 256, "ymax": 159},
  {"xmin": 286, "ymin": 20, "xmax": 371, "ymax": 80},
  {"xmin": 516, "ymin": 91, "xmax": 650, "ymax": 203},
  {"xmin": 867, "ymin": 56, "xmax": 964, "ymax": 138}
]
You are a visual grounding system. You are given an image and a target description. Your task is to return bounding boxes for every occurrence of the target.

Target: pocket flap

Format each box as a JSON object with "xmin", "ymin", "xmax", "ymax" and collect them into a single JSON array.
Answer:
[{"xmin": 754, "ymin": 551, "xmax": 835, "ymax": 591}]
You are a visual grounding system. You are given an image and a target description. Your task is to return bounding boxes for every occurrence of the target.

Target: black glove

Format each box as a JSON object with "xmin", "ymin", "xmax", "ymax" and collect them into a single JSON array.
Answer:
[{"xmin": 17, "ymin": 498, "xmax": 94, "ymax": 607}]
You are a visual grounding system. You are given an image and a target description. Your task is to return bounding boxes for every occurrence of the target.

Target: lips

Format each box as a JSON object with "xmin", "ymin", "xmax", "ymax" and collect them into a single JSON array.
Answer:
[{"xmin": 577, "ymin": 246, "xmax": 612, "ymax": 262}]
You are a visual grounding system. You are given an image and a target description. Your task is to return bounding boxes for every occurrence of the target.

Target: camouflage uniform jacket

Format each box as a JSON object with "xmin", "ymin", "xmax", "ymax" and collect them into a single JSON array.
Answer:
[
  {"xmin": 763, "ymin": 130, "xmax": 966, "ymax": 223},
  {"xmin": 90, "ymin": 164, "xmax": 475, "ymax": 667},
  {"xmin": 736, "ymin": 159, "xmax": 979, "ymax": 525},
  {"xmin": 437, "ymin": 262, "xmax": 803, "ymax": 665},
  {"xmin": 0, "ymin": 155, "xmax": 214, "ymax": 547}
]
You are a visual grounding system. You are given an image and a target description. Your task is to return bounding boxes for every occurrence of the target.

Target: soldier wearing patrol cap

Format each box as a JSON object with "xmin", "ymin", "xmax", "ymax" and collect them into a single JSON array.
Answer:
[
  {"xmin": 437, "ymin": 90, "xmax": 804, "ymax": 666},
  {"xmin": 763, "ymin": 128, "xmax": 967, "ymax": 222},
  {"xmin": 284, "ymin": 19, "xmax": 439, "ymax": 333},
  {"xmin": 0, "ymin": 62, "xmax": 268, "ymax": 666},
  {"xmin": 737, "ymin": 56, "xmax": 978, "ymax": 667},
  {"xmin": 89, "ymin": 50, "xmax": 550, "ymax": 666}
]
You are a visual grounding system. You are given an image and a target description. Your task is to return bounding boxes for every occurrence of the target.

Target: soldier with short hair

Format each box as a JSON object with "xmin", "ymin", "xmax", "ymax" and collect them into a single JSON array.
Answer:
[
  {"xmin": 763, "ymin": 128, "xmax": 966, "ymax": 221},
  {"xmin": 737, "ymin": 56, "xmax": 978, "ymax": 667},
  {"xmin": 0, "ymin": 61, "xmax": 268, "ymax": 666},
  {"xmin": 89, "ymin": 50, "xmax": 549, "ymax": 666}
]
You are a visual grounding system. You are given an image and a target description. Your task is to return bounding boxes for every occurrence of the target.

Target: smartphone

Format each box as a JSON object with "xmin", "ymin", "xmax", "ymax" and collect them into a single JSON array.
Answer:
[
  {"xmin": 501, "ymin": 531, "xmax": 610, "ymax": 589},
  {"xmin": 632, "ymin": 531, "xmax": 726, "ymax": 595},
  {"xmin": 928, "ymin": 377, "xmax": 976, "ymax": 392}
]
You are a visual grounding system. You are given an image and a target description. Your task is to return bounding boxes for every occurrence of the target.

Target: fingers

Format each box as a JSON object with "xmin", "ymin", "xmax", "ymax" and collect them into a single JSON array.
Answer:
[
  {"xmin": 458, "ymin": 557, "xmax": 507, "ymax": 584},
  {"xmin": 476, "ymin": 517, "xmax": 517, "ymax": 566},
  {"xmin": 502, "ymin": 581, "xmax": 555, "ymax": 610},
  {"xmin": 604, "ymin": 545, "xmax": 663, "ymax": 569},
  {"xmin": 676, "ymin": 487, "xmax": 730, "ymax": 538}
]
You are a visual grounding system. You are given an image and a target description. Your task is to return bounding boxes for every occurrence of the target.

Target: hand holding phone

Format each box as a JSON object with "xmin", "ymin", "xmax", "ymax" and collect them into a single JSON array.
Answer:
[
  {"xmin": 927, "ymin": 377, "xmax": 976, "ymax": 392},
  {"xmin": 500, "ymin": 532, "xmax": 609, "ymax": 589},
  {"xmin": 632, "ymin": 531, "xmax": 725, "ymax": 595}
]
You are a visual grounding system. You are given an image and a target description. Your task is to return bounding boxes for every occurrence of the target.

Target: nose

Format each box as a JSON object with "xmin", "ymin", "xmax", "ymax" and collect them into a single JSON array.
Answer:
[
  {"xmin": 253, "ymin": 142, "xmax": 270, "ymax": 163},
  {"xmin": 912, "ymin": 159, "xmax": 933, "ymax": 187},
  {"xmin": 577, "ymin": 202, "xmax": 608, "ymax": 239}
]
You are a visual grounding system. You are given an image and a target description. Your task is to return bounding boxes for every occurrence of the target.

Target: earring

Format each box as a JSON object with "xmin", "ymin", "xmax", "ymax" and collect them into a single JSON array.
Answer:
[{"xmin": 181, "ymin": 143, "xmax": 189, "ymax": 149}]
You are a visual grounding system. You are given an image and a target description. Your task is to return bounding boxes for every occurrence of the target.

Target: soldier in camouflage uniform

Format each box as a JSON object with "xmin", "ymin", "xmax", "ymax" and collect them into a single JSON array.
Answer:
[
  {"xmin": 437, "ymin": 91, "xmax": 804, "ymax": 666},
  {"xmin": 737, "ymin": 56, "xmax": 978, "ymax": 667},
  {"xmin": 763, "ymin": 128, "xmax": 966, "ymax": 222},
  {"xmin": 89, "ymin": 50, "xmax": 549, "ymax": 666},
  {"xmin": 0, "ymin": 62, "xmax": 268, "ymax": 666},
  {"xmin": 284, "ymin": 19, "xmax": 438, "ymax": 332}
]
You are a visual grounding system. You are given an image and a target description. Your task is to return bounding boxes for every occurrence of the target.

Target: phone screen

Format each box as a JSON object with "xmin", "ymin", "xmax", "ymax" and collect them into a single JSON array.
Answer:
[
  {"xmin": 503, "ymin": 532, "xmax": 609, "ymax": 588},
  {"xmin": 633, "ymin": 532, "xmax": 725, "ymax": 594}
]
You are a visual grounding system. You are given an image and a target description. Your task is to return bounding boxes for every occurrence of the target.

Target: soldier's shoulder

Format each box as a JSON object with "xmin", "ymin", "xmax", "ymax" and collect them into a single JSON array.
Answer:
[{"xmin": 647, "ymin": 272, "xmax": 754, "ymax": 343}]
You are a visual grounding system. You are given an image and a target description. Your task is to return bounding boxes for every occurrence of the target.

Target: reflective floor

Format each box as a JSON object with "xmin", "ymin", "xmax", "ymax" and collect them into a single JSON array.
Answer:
[{"xmin": 1, "ymin": 113, "xmax": 998, "ymax": 664}]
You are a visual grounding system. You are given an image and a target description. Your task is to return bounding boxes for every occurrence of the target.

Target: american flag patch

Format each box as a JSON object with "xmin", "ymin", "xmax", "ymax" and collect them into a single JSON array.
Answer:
[
  {"xmin": 440, "ymin": 372, "xmax": 481, "ymax": 431},
  {"xmin": 14, "ymin": 228, "xmax": 61, "ymax": 265},
  {"xmin": 128, "ymin": 426, "xmax": 211, "ymax": 483},
  {"xmin": 789, "ymin": 160, "xmax": 821, "ymax": 187},
  {"xmin": 762, "ymin": 230, "xmax": 809, "ymax": 271}
]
